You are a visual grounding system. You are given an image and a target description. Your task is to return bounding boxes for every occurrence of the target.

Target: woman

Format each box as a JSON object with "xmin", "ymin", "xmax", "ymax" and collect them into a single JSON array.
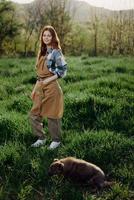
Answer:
[{"xmin": 29, "ymin": 25, "xmax": 67, "ymax": 149}]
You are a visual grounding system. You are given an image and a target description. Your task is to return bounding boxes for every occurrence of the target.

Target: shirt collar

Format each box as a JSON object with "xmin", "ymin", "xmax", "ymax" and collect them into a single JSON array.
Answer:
[{"xmin": 47, "ymin": 47, "xmax": 53, "ymax": 54}]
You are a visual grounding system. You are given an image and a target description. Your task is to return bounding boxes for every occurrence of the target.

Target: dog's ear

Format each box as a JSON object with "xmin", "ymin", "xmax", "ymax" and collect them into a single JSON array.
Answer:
[{"xmin": 54, "ymin": 158, "xmax": 59, "ymax": 162}]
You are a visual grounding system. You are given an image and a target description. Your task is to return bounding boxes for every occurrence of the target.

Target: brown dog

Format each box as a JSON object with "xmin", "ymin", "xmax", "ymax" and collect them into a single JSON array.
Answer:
[{"xmin": 48, "ymin": 157, "xmax": 113, "ymax": 189}]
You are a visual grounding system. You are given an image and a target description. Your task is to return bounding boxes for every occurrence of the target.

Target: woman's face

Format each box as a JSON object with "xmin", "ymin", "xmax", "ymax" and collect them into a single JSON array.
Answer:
[{"xmin": 42, "ymin": 30, "xmax": 52, "ymax": 46}]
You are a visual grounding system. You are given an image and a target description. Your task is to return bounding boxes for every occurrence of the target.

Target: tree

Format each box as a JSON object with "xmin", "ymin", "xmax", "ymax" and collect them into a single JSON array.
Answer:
[
  {"xmin": 25, "ymin": 0, "xmax": 72, "ymax": 54},
  {"xmin": 87, "ymin": 9, "xmax": 100, "ymax": 56},
  {"xmin": 0, "ymin": 0, "xmax": 20, "ymax": 55},
  {"xmin": 45, "ymin": 0, "xmax": 72, "ymax": 51}
]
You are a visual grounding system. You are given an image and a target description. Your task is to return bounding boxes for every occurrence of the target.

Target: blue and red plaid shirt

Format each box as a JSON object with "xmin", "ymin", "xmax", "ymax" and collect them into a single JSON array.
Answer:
[{"xmin": 46, "ymin": 47, "xmax": 67, "ymax": 78}]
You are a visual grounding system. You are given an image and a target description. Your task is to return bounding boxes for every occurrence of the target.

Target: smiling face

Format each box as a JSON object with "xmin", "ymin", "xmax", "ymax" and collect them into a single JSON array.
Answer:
[
  {"xmin": 38, "ymin": 26, "xmax": 61, "ymax": 60},
  {"xmin": 42, "ymin": 30, "xmax": 52, "ymax": 46}
]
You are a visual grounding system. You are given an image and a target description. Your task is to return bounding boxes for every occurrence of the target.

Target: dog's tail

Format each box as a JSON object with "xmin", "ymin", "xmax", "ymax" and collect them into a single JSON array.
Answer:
[{"xmin": 103, "ymin": 181, "xmax": 115, "ymax": 188}]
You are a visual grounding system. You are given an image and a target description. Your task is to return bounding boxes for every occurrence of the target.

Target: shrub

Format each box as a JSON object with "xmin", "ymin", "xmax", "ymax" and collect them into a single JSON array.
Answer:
[
  {"xmin": 0, "ymin": 113, "xmax": 32, "ymax": 144},
  {"xmin": 63, "ymin": 94, "xmax": 114, "ymax": 130},
  {"xmin": 9, "ymin": 95, "xmax": 31, "ymax": 114}
]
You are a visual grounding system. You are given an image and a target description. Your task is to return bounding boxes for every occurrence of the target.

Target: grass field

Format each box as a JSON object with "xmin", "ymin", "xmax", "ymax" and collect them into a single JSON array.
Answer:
[{"xmin": 0, "ymin": 56, "xmax": 134, "ymax": 200}]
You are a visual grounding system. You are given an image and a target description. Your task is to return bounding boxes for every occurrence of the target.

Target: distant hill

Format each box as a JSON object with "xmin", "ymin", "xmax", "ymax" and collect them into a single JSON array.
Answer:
[
  {"xmin": 12, "ymin": 0, "xmax": 134, "ymax": 22},
  {"xmin": 67, "ymin": 0, "xmax": 134, "ymax": 22}
]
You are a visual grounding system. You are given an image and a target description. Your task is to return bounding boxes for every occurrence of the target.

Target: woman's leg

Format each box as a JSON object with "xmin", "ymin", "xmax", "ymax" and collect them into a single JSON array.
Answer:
[
  {"xmin": 47, "ymin": 118, "xmax": 61, "ymax": 142},
  {"xmin": 29, "ymin": 113, "xmax": 46, "ymax": 147},
  {"xmin": 29, "ymin": 83, "xmax": 46, "ymax": 147},
  {"xmin": 29, "ymin": 114, "xmax": 46, "ymax": 139}
]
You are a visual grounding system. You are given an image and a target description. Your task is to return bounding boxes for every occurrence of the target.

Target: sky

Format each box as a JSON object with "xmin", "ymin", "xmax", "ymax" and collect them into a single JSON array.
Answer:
[
  {"xmin": 11, "ymin": 0, "xmax": 134, "ymax": 10},
  {"xmin": 81, "ymin": 0, "xmax": 134, "ymax": 10},
  {"xmin": 11, "ymin": 0, "xmax": 34, "ymax": 4}
]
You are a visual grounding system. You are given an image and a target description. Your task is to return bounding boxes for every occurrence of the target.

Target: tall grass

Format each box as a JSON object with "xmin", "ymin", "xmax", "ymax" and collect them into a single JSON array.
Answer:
[{"xmin": 0, "ymin": 56, "xmax": 134, "ymax": 199}]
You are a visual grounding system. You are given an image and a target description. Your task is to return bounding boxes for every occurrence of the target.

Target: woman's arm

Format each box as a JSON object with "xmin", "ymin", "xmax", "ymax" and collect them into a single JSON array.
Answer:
[
  {"xmin": 54, "ymin": 50, "xmax": 67, "ymax": 78},
  {"xmin": 47, "ymin": 49, "xmax": 68, "ymax": 79},
  {"xmin": 42, "ymin": 74, "xmax": 58, "ymax": 85}
]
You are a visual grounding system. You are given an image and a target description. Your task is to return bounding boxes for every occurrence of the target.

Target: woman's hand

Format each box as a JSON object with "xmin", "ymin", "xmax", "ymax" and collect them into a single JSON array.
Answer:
[
  {"xmin": 31, "ymin": 75, "xmax": 58, "ymax": 99},
  {"xmin": 42, "ymin": 78, "xmax": 50, "ymax": 85},
  {"xmin": 42, "ymin": 74, "xmax": 58, "ymax": 86}
]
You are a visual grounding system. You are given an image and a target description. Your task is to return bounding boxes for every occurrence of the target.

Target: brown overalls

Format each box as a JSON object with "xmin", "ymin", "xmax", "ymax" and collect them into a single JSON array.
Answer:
[{"xmin": 29, "ymin": 55, "xmax": 63, "ymax": 142}]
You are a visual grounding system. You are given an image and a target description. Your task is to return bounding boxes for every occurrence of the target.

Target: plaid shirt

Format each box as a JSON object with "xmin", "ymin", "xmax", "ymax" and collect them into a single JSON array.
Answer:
[{"xmin": 46, "ymin": 47, "xmax": 67, "ymax": 78}]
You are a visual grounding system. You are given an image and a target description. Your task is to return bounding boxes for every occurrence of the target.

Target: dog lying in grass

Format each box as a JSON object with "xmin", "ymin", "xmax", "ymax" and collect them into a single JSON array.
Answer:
[{"xmin": 48, "ymin": 157, "xmax": 114, "ymax": 190}]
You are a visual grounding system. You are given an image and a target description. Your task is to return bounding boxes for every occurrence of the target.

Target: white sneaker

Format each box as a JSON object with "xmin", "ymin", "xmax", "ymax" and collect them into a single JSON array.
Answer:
[
  {"xmin": 48, "ymin": 141, "xmax": 61, "ymax": 150},
  {"xmin": 31, "ymin": 139, "xmax": 46, "ymax": 147}
]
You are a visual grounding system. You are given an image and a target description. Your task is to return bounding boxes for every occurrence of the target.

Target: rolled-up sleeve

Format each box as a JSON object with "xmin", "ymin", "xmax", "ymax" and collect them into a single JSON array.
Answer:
[{"xmin": 54, "ymin": 50, "xmax": 67, "ymax": 78}]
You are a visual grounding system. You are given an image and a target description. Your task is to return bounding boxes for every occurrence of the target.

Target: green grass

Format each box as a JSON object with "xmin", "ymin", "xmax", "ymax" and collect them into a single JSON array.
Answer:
[{"xmin": 0, "ymin": 56, "xmax": 134, "ymax": 200}]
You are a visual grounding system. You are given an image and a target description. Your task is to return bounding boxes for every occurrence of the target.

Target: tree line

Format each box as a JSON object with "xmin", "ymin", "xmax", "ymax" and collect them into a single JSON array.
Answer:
[{"xmin": 0, "ymin": 0, "xmax": 134, "ymax": 57}]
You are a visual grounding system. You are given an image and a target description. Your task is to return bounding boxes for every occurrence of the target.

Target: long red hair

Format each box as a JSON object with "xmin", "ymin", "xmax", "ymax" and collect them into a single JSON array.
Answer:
[{"xmin": 36, "ymin": 25, "xmax": 61, "ymax": 64}]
